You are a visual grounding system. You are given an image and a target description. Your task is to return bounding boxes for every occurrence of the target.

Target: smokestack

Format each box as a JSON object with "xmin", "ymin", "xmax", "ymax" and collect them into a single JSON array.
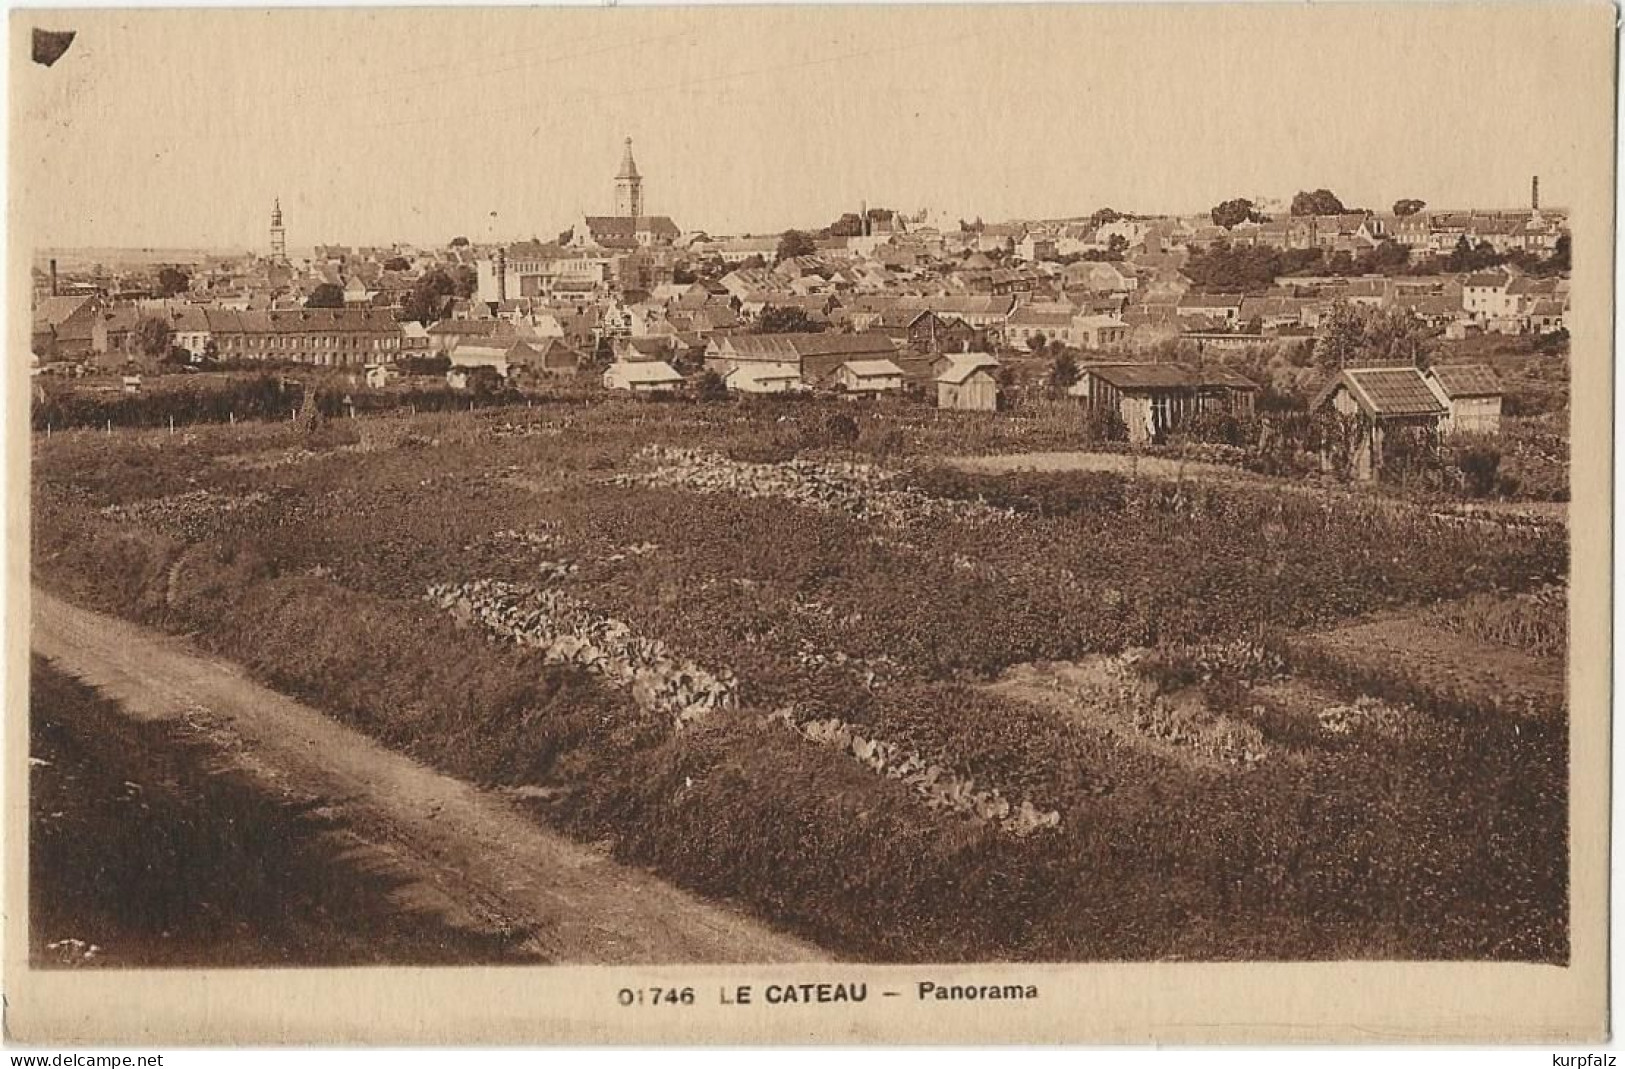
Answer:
[
  {"xmin": 496, "ymin": 247, "xmax": 507, "ymax": 302},
  {"xmin": 1531, "ymin": 175, "xmax": 1540, "ymax": 211},
  {"xmin": 49, "ymin": 258, "xmax": 57, "ymax": 296}
]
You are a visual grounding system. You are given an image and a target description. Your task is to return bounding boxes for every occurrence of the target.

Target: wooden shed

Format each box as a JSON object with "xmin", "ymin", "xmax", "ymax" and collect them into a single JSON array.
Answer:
[
  {"xmin": 1310, "ymin": 365, "xmax": 1447, "ymax": 480},
  {"xmin": 934, "ymin": 352, "xmax": 1001, "ymax": 411},
  {"xmin": 1070, "ymin": 362, "xmax": 1259, "ymax": 444},
  {"xmin": 1423, "ymin": 363, "xmax": 1503, "ymax": 436}
]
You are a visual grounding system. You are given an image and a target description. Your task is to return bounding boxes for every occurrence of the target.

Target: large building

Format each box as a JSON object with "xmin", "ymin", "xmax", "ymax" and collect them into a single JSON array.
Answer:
[{"xmin": 569, "ymin": 138, "xmax": 680, "ymax": 251}]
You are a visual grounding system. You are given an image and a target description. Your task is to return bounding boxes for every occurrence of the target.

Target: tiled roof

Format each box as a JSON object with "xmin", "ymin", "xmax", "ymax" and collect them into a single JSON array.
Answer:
[
  {"xmin": 1086, "ymin": 362, "xmax": 1258, "ymax": 391},
  {"xmin": 1317, "ymin": 366, "xmax": 1446, "ymax": 417},
  {"xmin": 720, "ymin": 332, "xmax": 898, "ymax": 360},
  {"xmin": 1427, "ymin": 364, "xmax": 1501, "ymax": 398},
  {"xmin": 839, "ymin": 358, "xmax": 905, "ymax": 378}
]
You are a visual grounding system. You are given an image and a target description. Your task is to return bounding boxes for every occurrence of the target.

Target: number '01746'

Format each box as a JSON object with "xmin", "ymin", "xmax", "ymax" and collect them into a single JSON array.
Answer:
[{"xmin": 618, "ymin": 987, "xmax": 696, "ymax": 1007}]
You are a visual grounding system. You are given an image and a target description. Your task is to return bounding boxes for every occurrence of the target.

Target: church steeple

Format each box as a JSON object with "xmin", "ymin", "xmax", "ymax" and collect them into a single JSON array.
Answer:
[
  {"xmin": 614, "ymin": 137, "xmax": 644, "ymax": 219},
  {"xmin": 269, "ymin": 197, "xmax": 286, "ymax": 262}
]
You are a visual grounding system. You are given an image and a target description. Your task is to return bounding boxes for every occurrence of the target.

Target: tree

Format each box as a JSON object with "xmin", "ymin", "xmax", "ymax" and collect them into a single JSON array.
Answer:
[
  {"xmin": 776, "ymin": 229, "xmax": 818, "ymax": 263},
  {"xmin": 737, "ymin": 254, "xmax": 767, "ymax": 271},
  {"xmin": 1090, "ymin": 208, "xmax": 1125, "ymax": 228},
  {"xmin": 1107, "ymin": 234, "xmax": 1129, "ymax": 257},
  {"xmin": 1210, "ymin": 198, "xmax": 1260, "ymax": 229},
  {"xmin": 156, "ymin": 266, "xmax": 191, "ymax": 298},
  {"xmin": 1544, "ymin": 234, "xmax": 1571, "ymax": 275},
  {"xmin": 450, "ymin": 264, "xmax": 479, "ymax": 298},
  {"xmin": 1392, "ymin": 198, "xmax": 1427, "ymax": 218},
  {"xmin": 449, "ymin": 236, "xmax": 470, "ymax": 248},
  {"xmin": 383, "ymin": 256, "xmax": 410, "ymax": 271},
  {"xmin": 1445, "ymin": 236, "xmax": 1506, "ymax": 273},
  {"xmin": 1313, "ymin": 301, "xmax": 1433, "ymax": 370},
  {"xmin": 133, "ymin": 316, "xmax": 173, "ymax": 361},
  {"xmin": 402, "ymin": 269, "xmax": 459, "ymax": 324},
  {"xmin": 1048, "ymin": 351, "xmax": 1080, "ymax": 389},
  {"xmin": 306, "ymin": 283, "xmax": 346, "ymax": 308},
  {"xmin": 1181, "ymin": 240, "xmax": 1284, "ymax": 292},
  {"xmin": 1291, "ymin": 189, "xmax": 1346, "ymax": 216},
  {"xmin": 1359, "ymin": 239, "xmax": 1411, "ymax": 275},
  {"xmin": 756, "ymin": 305, "xmax": 825, "ymax": 334},
  {"xmin": 694, "ymin": 370, "xmax": 728, "ymax": 401},
  {"xmin": 826, "ymin": 213, "xmax": 865, "ymax": 238}
]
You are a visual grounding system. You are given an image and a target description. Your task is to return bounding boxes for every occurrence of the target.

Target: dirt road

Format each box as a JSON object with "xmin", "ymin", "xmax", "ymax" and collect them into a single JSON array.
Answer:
[{"xmin": 32, "ymin": 590, "xmax": 824, "ymax": 965}]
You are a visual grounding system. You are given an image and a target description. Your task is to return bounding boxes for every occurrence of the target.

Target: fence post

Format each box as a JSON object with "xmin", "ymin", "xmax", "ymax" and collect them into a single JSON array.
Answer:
[
  {"xmin": 229, "ymin": 411, "xmax": 235, "ymax": 426},
  {"xmin": 106, "ymin": 419, "xmax": 112, "ymax": 437},
  {"xmin": 169, "ymin": 415, "xmax": 175, "ymax": 436}
]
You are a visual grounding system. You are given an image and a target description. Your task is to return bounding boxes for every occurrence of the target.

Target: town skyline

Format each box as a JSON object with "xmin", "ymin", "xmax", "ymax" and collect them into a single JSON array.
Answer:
[{"xmin": 13, "ymin": 6, "xmax": 1593, "ymax": 250}]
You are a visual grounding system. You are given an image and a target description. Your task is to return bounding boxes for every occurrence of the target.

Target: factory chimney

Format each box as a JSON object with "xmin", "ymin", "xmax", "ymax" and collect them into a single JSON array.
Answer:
[
  {"xmin": 1531, "ymin": 175, "xmax": 1540, "ymax": 212},
  {"xmin": 49, "ymin": 258, "xmax": 57, "ymax": 297}
]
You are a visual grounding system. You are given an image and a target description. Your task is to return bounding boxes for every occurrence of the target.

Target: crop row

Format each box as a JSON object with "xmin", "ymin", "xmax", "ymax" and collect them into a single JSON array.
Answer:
[
  {"xmin": 425, "ymin": 579, "xmax": 737, "ymax": 729},
  {"xmin": 765, "ymin": 707, "xmax": 1061, "ymax": 836}
]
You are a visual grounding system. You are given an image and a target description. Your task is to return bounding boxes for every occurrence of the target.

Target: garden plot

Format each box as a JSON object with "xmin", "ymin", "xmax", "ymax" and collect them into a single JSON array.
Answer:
[
  {"xmin": 426, "ymin": 578, "xmax": 737, "ymax": 729},
  {"xmin": 1289, "ymin": 611, "xmax": 1565, "ymax": 720},
  {"xmin": 612, "ymin": 445, "xmax": 1017, "ymax": 528},
  {"xmin": 985, "ymin": 655, "xmax": 1271, "ymax": 771},
  {"xmin": 98, "ymin": 488, "xmax": 277, "ymax": 543},
  {"xmin": 765, "ymin": 707, "xmax": 1060, "ymax": 837}
]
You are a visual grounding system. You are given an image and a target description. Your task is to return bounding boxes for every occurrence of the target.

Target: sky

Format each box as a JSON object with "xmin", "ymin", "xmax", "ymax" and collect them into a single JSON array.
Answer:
[{"xmin": 10, "ymin": 4, "xmax": 1608, "ymax": 251}]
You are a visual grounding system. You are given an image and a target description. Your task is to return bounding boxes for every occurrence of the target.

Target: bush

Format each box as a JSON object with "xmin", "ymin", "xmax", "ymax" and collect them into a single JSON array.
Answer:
[{"xmin": 1454, "ymin": 440, "xmax": 1502, "ymax": 498}]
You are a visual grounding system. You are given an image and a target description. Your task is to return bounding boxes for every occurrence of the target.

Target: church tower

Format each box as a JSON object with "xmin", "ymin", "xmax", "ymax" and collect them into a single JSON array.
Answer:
[
  {"xmin": 270, "ymin": 198, "xmax": 287, "ymax": 262},
  {"xmin": 614, "ymin": 138, "xmax": 643, "ymax": 219}
]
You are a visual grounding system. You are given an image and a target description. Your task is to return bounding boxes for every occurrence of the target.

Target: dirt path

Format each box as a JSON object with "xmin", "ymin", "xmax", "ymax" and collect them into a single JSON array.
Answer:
[
  {"xmin": 947, "ymin": 450, "xmax": 1249, "ymax": 481},
  {"xmin": 32, "ymin": 590, "xmax": 825, "ymax": 965}
]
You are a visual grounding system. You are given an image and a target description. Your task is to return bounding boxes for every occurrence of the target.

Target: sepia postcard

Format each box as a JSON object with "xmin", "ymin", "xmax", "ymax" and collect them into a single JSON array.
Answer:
[{"xmin": 5, "ymin": 2, "xmax": 1614, "ymax": 1046}]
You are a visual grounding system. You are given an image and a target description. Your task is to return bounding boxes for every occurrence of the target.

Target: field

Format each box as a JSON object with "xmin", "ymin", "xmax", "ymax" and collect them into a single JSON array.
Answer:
[{"xmin": 31, "ymin": 396, "xmax": 1570, "ymax": 963}]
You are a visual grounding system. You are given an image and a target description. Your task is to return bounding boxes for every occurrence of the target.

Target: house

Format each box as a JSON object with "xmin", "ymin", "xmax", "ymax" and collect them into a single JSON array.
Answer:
[
  {"xmin": 1066, "ymin": 261, "xmax": 1139, "ymax": 293},
  {"xmin": 1071, "ymin": 314, "xmax": 1130, "ymax": 350},
  {"xmin": 1424, "ymin": 364, "xmax": 1503, "ymax": 436},
  {"xmin": 603, "ymin": 359, "xmax": 684, "ymax": 393},
  {"xmin": 1529, "ymin": 297, "xmax": 1567, "ymax": 334},
  {"xmin": 1461, "ymin": 271, "xmax": 1515, "ymax": 321},
  {"xmin": 507, "ymin": 338, "xmax": 583, "ymax": 381},
  {"xmin": 427, "ymin": 317, "xmax": 521, "ymax": 354},
  {"xmin": 1070, "ymin": 363, "xmax": 1259, "ymax": 444},
  {"xmin": 704, "ymin": 331, "xmax": 901, "ymax": 385},
  {"xmin": 831, "ymin": 358, "xmax": 907, "ymax": 395},
  {"xmin": 399, "ymin": 320, "xmax": 432, "ymax": 358},
  {"xmin": 1006, "ymin": 307, "xmax": 1078, "ymax": 352},
  {"xmin": 450, "ymin": 342, "xmax": 515, "ymax": 376},
  {"xmin": 32, "ymin": 294, "xmax": 109, "ymax": 362},
  {"xmin": 1310, "ymin": 366, "xmax": 1448, "ymax": 480},
  {"xmin": 1176, "ymin": 294, "xmax": 1244, "ymax": 323},
  {"xmin": 208, "ymin": 308, "xmax": 404, "ymax": 366},
  {"xmin": 724, "ymin": 361, "xmax": 805, "ymax": 394},
  {"xmin": 934, "ymin": 352, "xmax": 1001, "ymax": 411},
  {"xmin": 873, "ymin": 308, "xmax": 982, "ymax": 353}
]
